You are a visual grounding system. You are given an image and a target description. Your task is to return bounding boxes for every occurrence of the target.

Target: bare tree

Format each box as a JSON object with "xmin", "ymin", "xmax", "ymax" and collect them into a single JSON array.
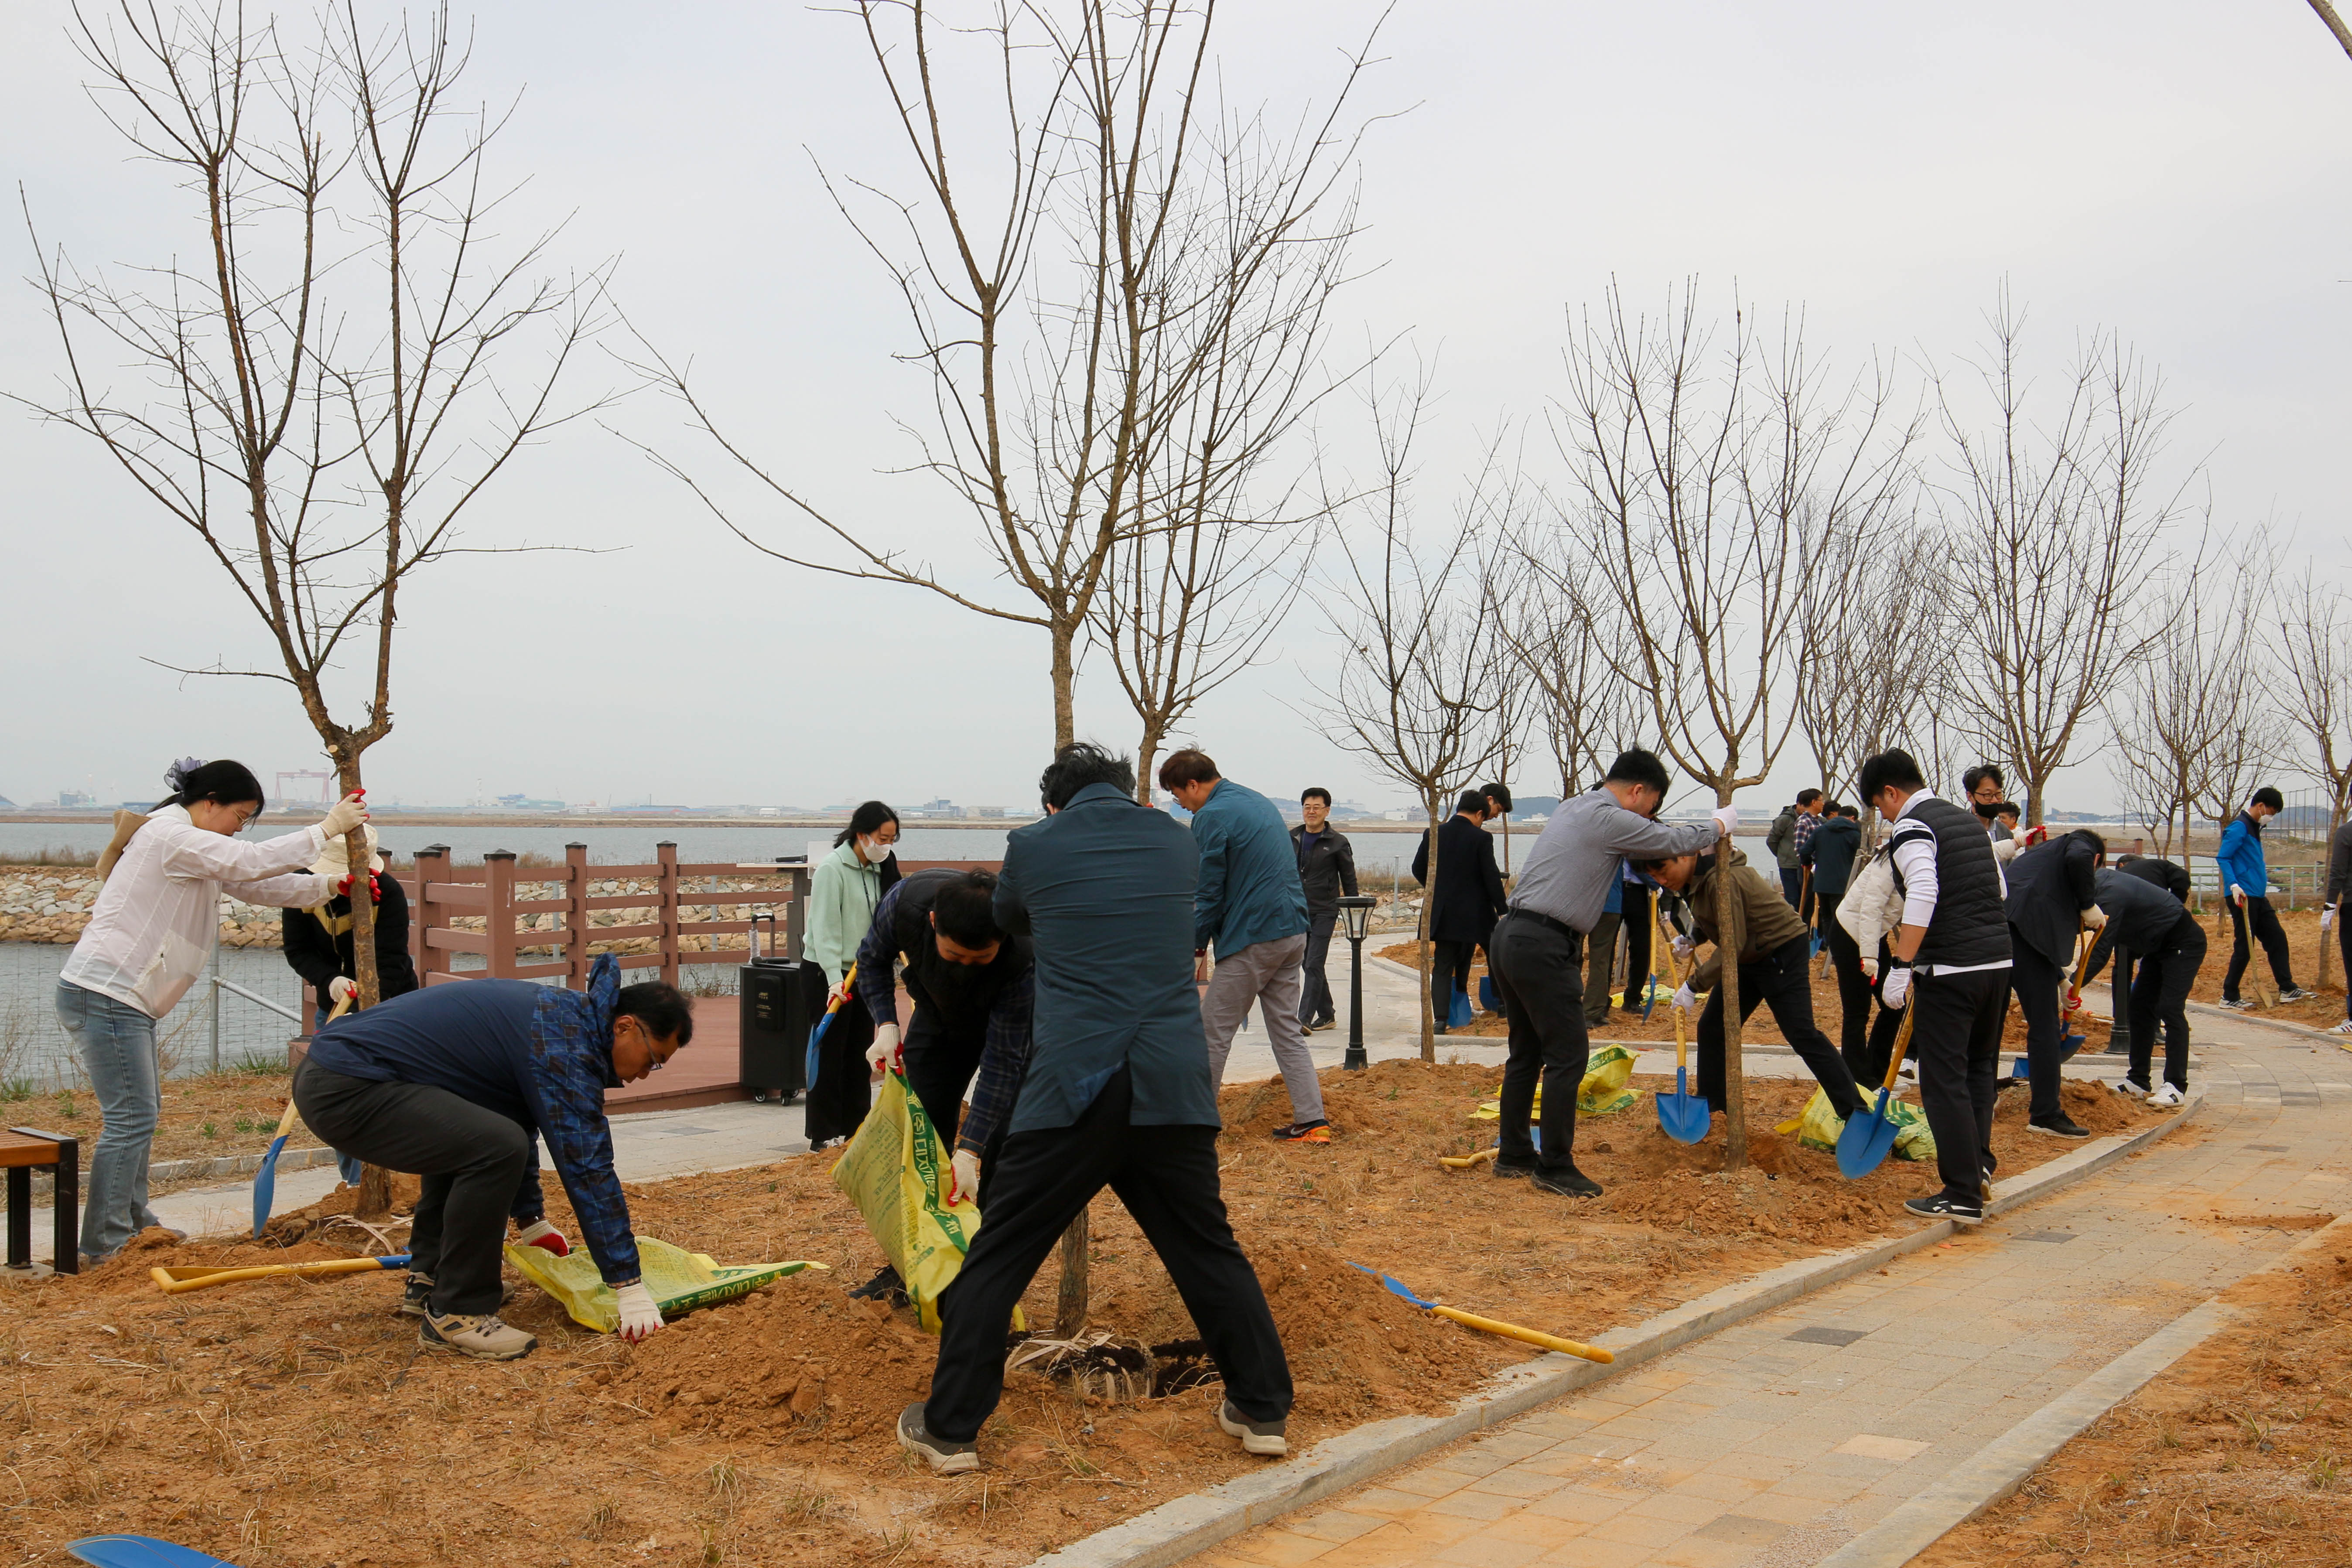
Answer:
[
  {"xmin": 635, "ymin": 0, "xmax": 1379, "ymax": 752},
  {"xmin": 1496, "ymin": 528, "xmax": 1637, "ymax": 798},
  {"xmin": 1313, "ymin": 378, "xmax": 1512, "ymax": 1061},
  {"xmin": 2308, "ymin": 0, "xmax": 2352, "ymax": 60},
  {"xmin": 1931, "ymin": 290, "xmax": 2187, "ymax": 826},
  {"xmin": 26, "ymin": 2, "xmax": 604, "ymax": 1213},
  {"xmin": 1555, "ymin": 283, "xmax": 1907, "ymax": 1167},
  {"xmin": 2277, "ymin": 576, "xmax": 2352, "ymax": 983},
  {"xmin": 1793, "ymin": 482, "xmax": 1937, "ymax": 807}
]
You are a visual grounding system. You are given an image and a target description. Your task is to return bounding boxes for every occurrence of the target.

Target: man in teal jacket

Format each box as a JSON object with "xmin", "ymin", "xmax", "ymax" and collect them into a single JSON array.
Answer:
[
  {"xmin": 2216, "ymin": 786, "xmax": 2310, "ymax": 1008},
  {"xmin": 896, "ymin": 743, "xmax": 1294, "ymax": 1474},
  {"xmin": 1159, "ymin": 748, "xmax": 1325, "ymax": 1141}
]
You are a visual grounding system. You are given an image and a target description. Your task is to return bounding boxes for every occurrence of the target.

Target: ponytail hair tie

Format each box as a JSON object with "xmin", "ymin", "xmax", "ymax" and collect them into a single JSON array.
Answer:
[{"xmin": 164, "ymin": 756, "xmax": 208, "ymax": 795}]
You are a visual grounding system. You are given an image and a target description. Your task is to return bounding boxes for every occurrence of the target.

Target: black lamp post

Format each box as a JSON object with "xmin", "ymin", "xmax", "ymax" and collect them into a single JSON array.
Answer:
[{"xmin": 1337, "ymin": 895, "xmax": 1377, "ymax": 1071}]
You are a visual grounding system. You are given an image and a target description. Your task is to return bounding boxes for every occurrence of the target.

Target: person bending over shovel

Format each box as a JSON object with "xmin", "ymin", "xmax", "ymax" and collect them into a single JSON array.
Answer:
[
  {"xmin": 1636, "ymin": 846, "xmax": 1867, "ymax": 1128},
  {"xmin": 293, "ymin": 953, "xmax": 690, "ymax": 1360},
  {"xmin": 896, "ymin": 743, "xmax": 1292, "ymax": 1475}
]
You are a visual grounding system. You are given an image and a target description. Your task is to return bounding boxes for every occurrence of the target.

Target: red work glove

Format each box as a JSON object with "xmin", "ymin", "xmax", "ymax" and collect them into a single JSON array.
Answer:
[
  {"xmin": 515, "ymin": 1220, "xmax": 570, "ymax": 1257},
  {"xmin": 2065, "ymin": 988, "xmax": 2082, "ymax": 1013},
  {"xmin": 337, "ymin": 872, "xmax": 383, "ymax": 904}
]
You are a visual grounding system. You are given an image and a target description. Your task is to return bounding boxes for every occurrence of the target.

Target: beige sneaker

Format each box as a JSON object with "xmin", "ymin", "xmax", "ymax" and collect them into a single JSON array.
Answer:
[{"xmin": 420, "ymin": 1310, "xmax": 537, "ymax": 1361}]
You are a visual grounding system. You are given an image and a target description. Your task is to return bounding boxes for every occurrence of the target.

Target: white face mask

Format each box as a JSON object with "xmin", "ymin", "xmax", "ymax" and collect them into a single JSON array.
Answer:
[{"xmin": 860, "ymin": 836, "xmax": 895, "ymax": 863}]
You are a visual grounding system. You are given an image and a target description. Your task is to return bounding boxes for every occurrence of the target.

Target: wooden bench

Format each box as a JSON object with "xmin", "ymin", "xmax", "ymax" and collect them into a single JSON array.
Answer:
[{"xmin": 0, "ymin": 1127, "xmax": 79, "ymax": 1277}]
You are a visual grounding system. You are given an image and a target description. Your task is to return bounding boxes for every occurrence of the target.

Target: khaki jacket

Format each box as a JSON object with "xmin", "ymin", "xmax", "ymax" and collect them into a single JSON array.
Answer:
[{"xmin": 1683, "ymin": 846, "xmax": 1811, "ymax": 991}]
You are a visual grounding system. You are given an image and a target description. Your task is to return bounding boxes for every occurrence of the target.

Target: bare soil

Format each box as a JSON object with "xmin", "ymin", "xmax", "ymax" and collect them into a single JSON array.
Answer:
[
  {"xmin": 6, "ymin": 1065, "xmax": 308, "ymax": 1176},
  {"xmin": 0, "ymin": 1060, "xmax": 2178, "ymax": 1567},
  {"xmin": 1918, "ymin": 1232, "xmax": 2352, "ymax": 1568}
]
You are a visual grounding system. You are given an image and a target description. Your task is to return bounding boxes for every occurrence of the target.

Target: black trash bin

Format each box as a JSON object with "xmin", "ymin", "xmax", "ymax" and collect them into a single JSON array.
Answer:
[{"xmin": 741, "ymin": 912, "xmax": 817, "ymax": 1103}]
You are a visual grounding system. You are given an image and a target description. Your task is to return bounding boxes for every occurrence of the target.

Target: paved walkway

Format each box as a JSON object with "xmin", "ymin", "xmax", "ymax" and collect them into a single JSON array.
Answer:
[{"xmin": 1192, "ymin": 1014, "xmax": 2352, "ymax": 1568}]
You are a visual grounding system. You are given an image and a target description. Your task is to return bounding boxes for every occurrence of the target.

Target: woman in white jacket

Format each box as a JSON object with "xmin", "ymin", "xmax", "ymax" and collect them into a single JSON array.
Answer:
[{"xmin": 56, "ymin": 758, "xmax": 368, "ymax": 1264}]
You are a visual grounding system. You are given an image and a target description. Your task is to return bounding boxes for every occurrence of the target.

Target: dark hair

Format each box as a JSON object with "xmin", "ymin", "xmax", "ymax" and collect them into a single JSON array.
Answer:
[
  {"xmin": 833, "ymin": 800, "xmax": 902, "ymax": 848},
  {"xmin": 1994, "ymin": 803, "xmax": 2021, "ymax": 822},
  {"xmin": 1301, "ymin": 787, "xmax": 1332, "ymax": 807},
  {"xmin": 1156, "ymin": 748, "xmax": 1220, "ymax": 791},
  {"xmin": 2251, "ymin": 786, "xmax": 2284, "ymax": 811},
  {"xmin": 1839, "ymin": 802, "xmax": 1861, "ymax": 818},
  {"xmin": 931, "ymin": 871, "xmax": 1002, "ymax": 947},
  {"xmin": 2071, "ymin": 828, "xmax": 2107, "ymax": 857},
  {"xmin": 1480, "ymin": 782, "xmax": 1513, "ymax": 813},
  {"xmin": 615, "ymin": 982, "xmax": 695, "ymax": 1045},
  {"xmin": 1961, "ymin": 764, "xmax": 2006, "ymax": 796},
  {"xmin": 1456, "ymin": 789, "xmax": 1488, "ymax": 816},
  {"xmin": 1796, "ymin": 789, "xmax": 1823, "ymax": 807},
  {"xmin": 1858, "ymin": 749, "xmax": 1925, "ymax": 800},
  {"xmin": 1603, "ymin": 748, "xmax": 1672, "ymax": 797},
  {"xmin": 1039, "ymin": 742, "xmax": 1136, "ymax": 810},
  {"xmin": 159, "ymin": 758, "xmax": 265, "ymax": 811}
]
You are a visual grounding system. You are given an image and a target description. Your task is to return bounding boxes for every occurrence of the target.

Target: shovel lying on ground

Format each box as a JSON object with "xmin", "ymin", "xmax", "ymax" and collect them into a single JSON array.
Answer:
[
  {"xmin": 1654, "ymin": 906, "xmax": 1710, "ymax": 1145},
  {"xmin": 68, "ymin": 1536, "xmax": 237, "ymax": 1568},
  {"xmin": 151, "ymin": 1252, "xmax": 412, "ymax": 1296},
  {"xmin": 1438, "ymin": 1146, "xmax": 1501, "ymax": 1170},
  {"xmin": 253, "ymin": 993, "xmax": 350, "ymax": 1237},
  {"xmin": 1349, "ymin": 1264, "xmax": 1613, "ymax": 1363},
  {"xmin": 1836, "ymin": 1000, "xmax": 1919, "ymax": 1179}
]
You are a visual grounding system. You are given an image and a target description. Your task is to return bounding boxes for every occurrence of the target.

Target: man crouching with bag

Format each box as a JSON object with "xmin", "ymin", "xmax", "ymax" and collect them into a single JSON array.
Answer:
[{"xmin": 293, "ymin": 953, "xmax": 690, "ymax": 1360}]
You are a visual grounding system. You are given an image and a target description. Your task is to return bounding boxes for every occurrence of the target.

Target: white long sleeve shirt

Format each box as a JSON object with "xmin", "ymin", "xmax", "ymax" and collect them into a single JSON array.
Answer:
[
  {"xmin": 1887, "ymin": 791, "xmax": 2010, "ymax": 976},
  {"xmin": 60, "ymin": 806, "xmax": 337, "ymax": 1017}
]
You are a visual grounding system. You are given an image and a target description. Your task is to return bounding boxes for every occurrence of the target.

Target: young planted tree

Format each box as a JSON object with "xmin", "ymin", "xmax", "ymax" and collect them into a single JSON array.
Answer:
[
  {"xmin": 1495, "ymin": 533, "xmax": 1637, "ymax": 800},
  {"xmin": 1556, "ymin": 284, "xmax": 1904, "ymax": 1167},
  {"xmin": 1313, "ymin": 379, "xmax": 1513, "ymax": 1061},
  {"xmin": 27, "ymin": 3, "xmax": 604, "ymax": 1212},
  {"xmin": 638, "ymin": 0, "xmax": 1378, "ymax": 753},
  {"xmin": 1793, "ymin": 471, "xmax": 1935, "ymax": 807},
  {"xmin": 1931, "ymin": 291, "xmax": 2185, "ymax": 827},
  {"xmin": 2277, "ymin": 577, "xmax": 2352, "ymax": 984}
]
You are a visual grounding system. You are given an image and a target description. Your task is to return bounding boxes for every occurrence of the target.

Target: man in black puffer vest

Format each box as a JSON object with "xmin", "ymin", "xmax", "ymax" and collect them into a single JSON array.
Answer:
[{"xmin": 1859, "ymin": 749, "xmax": 2013, "ymax": 1225}]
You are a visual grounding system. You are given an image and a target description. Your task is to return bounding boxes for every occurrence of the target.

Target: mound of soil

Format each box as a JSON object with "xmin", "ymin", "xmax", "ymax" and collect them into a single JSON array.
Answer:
[{"xmin": 1919, "ymin": 1232, "xmax": 2352, "ymax": 1567}]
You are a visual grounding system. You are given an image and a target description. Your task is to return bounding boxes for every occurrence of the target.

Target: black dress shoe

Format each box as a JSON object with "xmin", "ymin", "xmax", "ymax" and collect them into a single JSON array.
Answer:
[{"xmin": 1531, "ymin": 1166, "xmax": 1603, "ymax": 1199}]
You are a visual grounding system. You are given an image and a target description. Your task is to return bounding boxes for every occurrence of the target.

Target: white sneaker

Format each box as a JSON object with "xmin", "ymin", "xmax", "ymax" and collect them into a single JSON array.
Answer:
[
  {"xmin": 2112, "ymin": 1077, "xmax": 2150, "ymax": 1098},
  {"xmin": 2330, "ymin": 1019, "xmax": 2352, "ymax": 1037},
  {"xmin": 2219, "ymin": 998, "xmax": 2256, "ymax": 1012},
  {"xmin": 2280, "ymin": 987, "xmax": 2318, "ymax": 1004},
  {"xmin": 2147, "ymin": 1083, "xmax": 2186, "ymax": 1108}
]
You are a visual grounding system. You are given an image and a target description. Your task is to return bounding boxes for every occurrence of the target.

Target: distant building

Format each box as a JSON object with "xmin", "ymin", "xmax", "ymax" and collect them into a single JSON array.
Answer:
[
  {"xmin": 493, "ymin": 794, "xmax": 567, "ymax": 811},
  {"xmin": 0, "ymin": 794, "xmax": 16, "ymax": 812},
  {"xmin": 58, "ymin": 790, "xmax": 97, "ymax": 809}
]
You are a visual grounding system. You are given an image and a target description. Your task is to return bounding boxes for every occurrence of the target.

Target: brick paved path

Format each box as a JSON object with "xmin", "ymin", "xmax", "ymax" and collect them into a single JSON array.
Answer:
[{"xmin": 1194, "ymin": 1017, "xmax": 2351, "ymax": 1568}]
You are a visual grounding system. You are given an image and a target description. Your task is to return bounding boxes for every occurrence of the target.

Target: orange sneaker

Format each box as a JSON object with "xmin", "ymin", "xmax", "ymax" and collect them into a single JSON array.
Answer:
[{"xmin": 1271, "ymin": 1120, "xmax": 1332, "ymax": 1143}]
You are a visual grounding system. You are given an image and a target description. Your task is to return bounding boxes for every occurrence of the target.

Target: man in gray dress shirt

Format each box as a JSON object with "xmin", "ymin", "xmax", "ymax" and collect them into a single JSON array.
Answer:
[{"xmin": 1486, "ymin": 750, "xmax": 1733, "ymax": 1198}]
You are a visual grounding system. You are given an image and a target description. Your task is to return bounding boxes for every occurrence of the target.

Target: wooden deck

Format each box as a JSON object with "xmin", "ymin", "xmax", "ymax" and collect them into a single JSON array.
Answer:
[{"xmin": 604, "ymin": 996, "xmax": 756, "ymax": 1116}]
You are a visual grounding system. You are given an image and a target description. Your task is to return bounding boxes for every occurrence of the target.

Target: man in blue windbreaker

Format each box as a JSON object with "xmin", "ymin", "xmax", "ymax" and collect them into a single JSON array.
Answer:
[
  {"xmin": 294, "ymin": 954, "xmax": 691, "ymax": 1360},
  {"xmin": 2215, "ymin": 787, "xmax": 2311, "ymax": 1009}
]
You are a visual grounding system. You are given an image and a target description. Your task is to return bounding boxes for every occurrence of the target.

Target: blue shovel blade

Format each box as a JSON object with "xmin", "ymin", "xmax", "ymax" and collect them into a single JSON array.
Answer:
[
  {"xmin": 1835, "ymin": 1089, "xmax": 1904, "ymax": 1178},
  {"xmin": 70, "ymin": 1536, "xmax": 242, "ymax": 1568},
  {"xmin": 1446, "ymin": 987, "xmax": 1473, "ymax": 1031},
  {"xmin": 250, "ymin": 1134, "xmax": 291, "ymax": 1239},
  {"xmin": 1478, "ymin": 975, "xmax": 1500, "ymax": 1013},
  {"xmin": 1656, "ymin": 1068, "xmax": 1709, "ymax": 1144},
  {"xmin": 1347, "ymin": 1261, "xmax": 1435, "ymax": 1310}
]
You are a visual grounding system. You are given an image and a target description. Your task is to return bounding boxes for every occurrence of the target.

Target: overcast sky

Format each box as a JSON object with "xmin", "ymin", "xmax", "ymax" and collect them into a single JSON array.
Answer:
[{"xmin": 4, "ymin": 1, "xmax": 2348, "ymax": 816}]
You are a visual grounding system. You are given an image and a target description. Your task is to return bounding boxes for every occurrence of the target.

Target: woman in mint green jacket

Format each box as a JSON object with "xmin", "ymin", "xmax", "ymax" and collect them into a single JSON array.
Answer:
[{"xmin": 806, "ymin": 801, "xmax": 900, "ymax": 1144}]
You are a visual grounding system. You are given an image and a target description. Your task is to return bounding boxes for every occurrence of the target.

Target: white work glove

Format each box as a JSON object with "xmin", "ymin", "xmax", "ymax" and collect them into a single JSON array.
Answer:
[
  {"xmin": 613, "ymin": 1281, "xmax": 664, "ymax": 1344},
  {"xmin": 950, "ymin": 1147, "xmax": 982, "ymax": 1205},
  {"xmin": 1860, "ymin": 955, "xmax": 1879, "ymax": 981},
  {"xmin": 2081, "ymin": 905, "xmax": 2108, "ymax": 930},
  {"xmin": 326, "ymin": 975, "xmax": 356, "ymax": 1004},
  {"xmin": 827, "ymin": 977, "xmax": 854, "ymax": 1007},
  {"xmin": 1670, "ymin": 935, "xmax": 1695, "ymax": 961},
  {"xmin": 866, "ymin": 1021, "xmax": 901, "ymax": 1074},
  {"xmin": 1671, "ymin": 983, "xmax": 1696, "ymax": 1015},
  {"xmin": 1882, "ymin": 965, "xmax": 1911, "ymax": 1009},
  {"xmin": 1711, "ymin": 805, "xmax": 1738, "ymax": 837},
  {"xmin": 318, "ymin": 791, "xmax": 369, "ymax": 839},
  {"xmin": 515, "ymin": 1218, "xmax": 570, "ymax": 1256},
  {"xmin": 2323, "ymin": 904, "xmax": 2338, "ymax": 934},
  {"xmin": 2229, "ymin": 883, "xmax": 2245, "ymax": 905}
]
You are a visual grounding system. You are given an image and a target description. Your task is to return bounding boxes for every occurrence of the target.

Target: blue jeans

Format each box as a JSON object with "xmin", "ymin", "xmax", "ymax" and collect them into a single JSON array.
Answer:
[
  {"xmin": 55, "ymin": 979, "xmax": 164, "ymax": 1261},
  {"xmin": 315, "ymin": 1006, "xmax": 367, "ymax": 1187}
]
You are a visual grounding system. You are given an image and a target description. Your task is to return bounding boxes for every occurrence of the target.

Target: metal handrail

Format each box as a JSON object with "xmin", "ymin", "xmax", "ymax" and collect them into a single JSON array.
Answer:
[{"xmin": 212, "ymin": 975, "xmax": 299, "ymax": 1023}]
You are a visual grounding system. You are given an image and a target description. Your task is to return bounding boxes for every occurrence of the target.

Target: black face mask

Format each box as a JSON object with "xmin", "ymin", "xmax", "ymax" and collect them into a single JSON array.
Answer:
[{"xmin": 1972, "ymin": 800, "xmax": 2007, "ymax": 822}]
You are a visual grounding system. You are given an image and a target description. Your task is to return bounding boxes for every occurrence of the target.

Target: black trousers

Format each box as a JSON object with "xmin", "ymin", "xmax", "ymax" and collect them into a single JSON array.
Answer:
[
  {"xmin": 2224, "ymin": 895, "xmax": 2296, "ymax": 1000},
  {"xmin": 1582, "ymin": 912, "xmax": 1620, "ymax": 1025},
  {"xmin": 293, "ymin": 1059, "xmax": 534, "ymax": 1317},
  {"xmin": 1819, "ymin": 894, "xmax": 1873, "ymax": 1068},
  {"xmin": 2008, "ymin": 936, "xmax": 2069, "ymax": 1122},
  {"xmin": 1779, "ymin": 868, "xmax": 1805, "ymax": 908},
  {"xmin": 2130, "ymin": 916, "xmax": 2205, "ymax": 1092},
  {"xmin": 804, "ymin": 993, "xmax": 876, "ymax": 1147},
  {"xmin": 1911, "ymin": 968, "xmax": 2010, "ymax": 1205},
  {"xmin": 1486, "ymin": 910, "xmax": 1590, "ymax": 1172},
  {"xmin": 1847, "ymin": 937, "xmax": 1906, "ymax": 1089},
  {"xmin": 1298, "ymin": 909, "xmax": 1338, "ymax": 1025},
  {"xmin": 1618, "ymin": 903, "xmax": 1653, "ymax": 1014},
  {"xmin": 923, "ymin": 1068, "xmax": 1291, "ymax": 1442},
  {"xmin": 1431, "ymin": 939, "xmax": 1478, "ymax": 1024},
  {"xmin": 1696, "ymin": 936, "xmax": 1865, "ymax": 1120},
  {"xmin": 902, "ymin": 1021, "xmax": 988, "ymax": 1149},
  {"xmin": 2107, "ymin": 949, "xmax": 2137, "ymax": 1055}
]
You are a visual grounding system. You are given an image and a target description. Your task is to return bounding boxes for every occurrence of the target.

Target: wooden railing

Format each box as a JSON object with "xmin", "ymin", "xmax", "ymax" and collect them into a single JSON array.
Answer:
[{"xmin": 407, "ymin": 842, "xmax": 810, "ymax": 989}]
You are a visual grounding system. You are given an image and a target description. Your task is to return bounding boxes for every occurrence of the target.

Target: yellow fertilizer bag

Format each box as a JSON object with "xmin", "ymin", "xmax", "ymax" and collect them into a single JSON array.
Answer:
[
  {"xmin": 505, "ymin": 1237, "xmax": 825, "ymax": 1334},
  {"xmin": 1776, "ymin": 1088, "xmax": 1937, "ymax": 1161},
  {"xmin": 1577, "ymin": 1044, "xmax": 1641, "ymax": 1115},
  {"xmin": 830, "ymin": 1067, "xmax": 984, "ymax": 1333}
]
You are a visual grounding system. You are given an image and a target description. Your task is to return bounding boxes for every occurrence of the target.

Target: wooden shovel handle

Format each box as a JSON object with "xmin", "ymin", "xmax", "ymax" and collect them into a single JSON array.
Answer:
[{"xmin": 1880, "ymin": 1001, "xmax": 1918, "ymax": 1092}]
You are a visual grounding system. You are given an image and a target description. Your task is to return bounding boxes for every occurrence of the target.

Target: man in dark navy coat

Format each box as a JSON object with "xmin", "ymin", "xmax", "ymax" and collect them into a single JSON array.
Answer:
[{"xmin": 896, "ymin": 743, "xmax": 1292, "ymax": 1476}]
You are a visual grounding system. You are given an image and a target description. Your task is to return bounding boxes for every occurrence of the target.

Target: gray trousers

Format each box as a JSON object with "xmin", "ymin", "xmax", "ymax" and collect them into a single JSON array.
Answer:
[{"xmin": 1202, "ymin": 933, "xmax": 1323, "ymax": 1124}]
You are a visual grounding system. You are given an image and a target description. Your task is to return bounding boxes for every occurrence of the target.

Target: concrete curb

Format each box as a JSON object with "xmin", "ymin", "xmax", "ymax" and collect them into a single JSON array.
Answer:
[
  {"xmin": 1027, "ymin": 1091, "xmax": 2201, "ymax": 1568},
  {"xmin": 24, "ymin": 1145, "xmax": 340, "ymax": 1202},
  {"xmin": 1812, "ymin": 1207, "xmax": 2352, "ymax": 1568},
  {"xmin": 2183, "ymin": 998, "xmax": 2350, "ymax": 1044}
]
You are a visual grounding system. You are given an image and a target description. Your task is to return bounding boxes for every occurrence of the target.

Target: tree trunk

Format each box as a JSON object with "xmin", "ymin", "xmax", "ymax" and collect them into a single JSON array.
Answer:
[
  {"xmin": 1135, "ymin": 724, "xmax": 1163, "ymax": 806},
  {"xmin": 338, "ymin": 751, "xmax": 396, "ymax": 1219},
  {"xmin": 1715, "ymin": 795, "xmax": 1747, "ymax": 1169},
  {"xmin": 1054, "ymin": 1211, "xmax": 1089, "ymax": 1336},
  {"xmin": 1050, "ymin": 622, "xmax": 1077, "ymax": 750},
  {"xmin": 1419, "ymin": 791, "xmax": 1442, "ymax": 1062}
]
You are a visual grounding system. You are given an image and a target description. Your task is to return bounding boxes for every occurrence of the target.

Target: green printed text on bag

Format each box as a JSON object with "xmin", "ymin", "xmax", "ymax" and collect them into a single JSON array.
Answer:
[
  {"xmin": 1577, "ymin": 1044, "xmax": 1641, "ymax": 1115},
  {"xmin": 831, "ymin": 1067, "xmax": 983, "ymax": 1333},
  {"xmin": 1777, "ymin": 1087, "xmax": 1937, "ymax": 1161},
  {"xmin": 505, "ymin": 1237, "xmax": 823, "ymax": 1334}
]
